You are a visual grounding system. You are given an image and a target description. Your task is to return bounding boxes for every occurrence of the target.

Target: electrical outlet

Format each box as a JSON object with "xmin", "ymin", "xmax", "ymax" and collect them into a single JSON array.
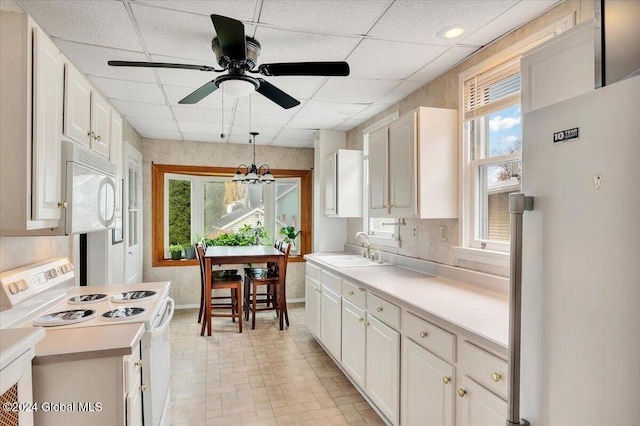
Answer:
[{"xmin": 439, "ymin": 226, "xmax": 447, "ymax": 242}]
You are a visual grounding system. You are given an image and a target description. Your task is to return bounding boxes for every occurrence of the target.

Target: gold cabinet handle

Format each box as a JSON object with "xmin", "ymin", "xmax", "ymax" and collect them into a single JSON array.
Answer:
[
  {"xmin": 457, "ymin": 388, "xmax": 466, "ymax": 397},
  {"xmin": 349, "ymin": 291, "xmax": 354, "ymax": 296},
  {"xmin": 377, "ymin": 306, "xmax": 383, "ymax": 312},
  {"xmin": 365, "ymin": 322, "xmax": 370, "ymax": 327},
  {"xmin": 96, "ymin": 135, "xmax": 102, "ymax": 142},
  {"xmin": 358, "ymin": 317, "xmax": 364, "ymax": 322},
  {"xmin": 443, "ymin": 376, "xmax": 450, "ymax": 384},
  {"xmin": 134, "ymin": 359, "xmax": 143, "ymax": 368},
  {"xmin": 58, "ymin": 201, "xmax": 67, "ymax": 208},
  {"xmin": 419, "ymin": 331, "xmax": 428, "ymax": 339},
  {"xmin": 492, "ymin": 372, "xmax": 502, "ymax": 382},
  {"xmin": 358, "ymin": 287, "xmax": 366, "ymax": 292},
  {"xmin": 87, "ymin": 131, "xmax": 92, "ymax": 137},
  {"xmin": 140, "ymin": 384, "xmax": 147, "ymax": 392},
  {"xmin": 90, "ymin": 131, "xmax": 96, "ymax": 139}
]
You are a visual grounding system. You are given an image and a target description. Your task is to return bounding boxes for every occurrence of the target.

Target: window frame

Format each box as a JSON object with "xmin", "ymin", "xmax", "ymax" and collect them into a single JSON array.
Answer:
[
  {"xmin": 456, "ymin": 15, "xmax": 574, "ymax": 266},
  {"xmin": 152, "ymin": 163, "xmax": 312, "ymax": 266}
]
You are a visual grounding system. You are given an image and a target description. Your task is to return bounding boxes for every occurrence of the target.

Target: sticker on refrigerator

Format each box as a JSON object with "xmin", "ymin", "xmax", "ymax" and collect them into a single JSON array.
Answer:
[{"xmin": 553, "ymin": 128, "xmax": 579, "ymax": 143}]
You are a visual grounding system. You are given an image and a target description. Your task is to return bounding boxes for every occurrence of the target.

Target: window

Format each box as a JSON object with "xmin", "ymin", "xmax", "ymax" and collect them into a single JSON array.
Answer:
[{"xmin": 153, "ymin": 164, "xmax": 311, "ymax": 266}]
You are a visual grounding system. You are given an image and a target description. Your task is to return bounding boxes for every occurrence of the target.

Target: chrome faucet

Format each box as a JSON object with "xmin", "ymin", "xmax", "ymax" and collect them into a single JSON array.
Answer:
[{"xmin": 354, "ymin": 231, "xmax": 371, "ymax": 258}]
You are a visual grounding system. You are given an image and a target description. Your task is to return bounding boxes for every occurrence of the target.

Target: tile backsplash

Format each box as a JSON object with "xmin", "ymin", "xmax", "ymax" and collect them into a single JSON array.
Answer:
[{"xmin": 0, "ymin": 236, "xmax": 71, "ymax": 272}]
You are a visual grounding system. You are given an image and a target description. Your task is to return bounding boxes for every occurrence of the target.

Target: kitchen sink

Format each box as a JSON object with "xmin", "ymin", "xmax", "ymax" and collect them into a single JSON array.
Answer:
[{"xmin": 314, "ymin": 254, "xmax": 390, "ymax": 268}]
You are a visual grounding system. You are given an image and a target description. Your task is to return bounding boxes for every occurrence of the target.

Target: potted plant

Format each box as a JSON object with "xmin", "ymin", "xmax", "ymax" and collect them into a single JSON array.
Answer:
[
  {"xmin": 169, "ymin": 244, "xmax": 183, "ymax": 260},
  {"xmin": 183, "ymin": 242, "xmax": 196, "ymax": 260},
  {"xmin": 279, "ymin": 226, "xmax": 301, "ymax": 247}
]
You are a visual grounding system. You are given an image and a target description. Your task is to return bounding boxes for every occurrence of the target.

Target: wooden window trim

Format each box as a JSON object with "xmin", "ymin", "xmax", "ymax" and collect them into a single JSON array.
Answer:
[{"xmin": 152, "ymin": 163, "xmax": 312, "ymax": 267}]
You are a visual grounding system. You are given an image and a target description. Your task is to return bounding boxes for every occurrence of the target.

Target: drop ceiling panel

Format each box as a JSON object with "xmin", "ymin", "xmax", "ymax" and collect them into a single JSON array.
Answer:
[
  {"xmin": 375, "ymin": 81, "xmax": 425, "ymax": 105},
  {"xmin": 110, "ymin": 99, "xmax": 174, "ymax": 120},
  {"xmin": 259, "ymin": 76, "xmax": 326, "ymax": 100},
  {"xmin": 272, "ymin": 138, "xmax": 314, "ymax": 148},
  {"xmin": 172, "ymin": 106, "xmax": 233, "ymax": 123},
  {"xmin": 126, "ymin": 117, "xmax": 179, "ymax": 132},
  {"xmin": 136, "ymin": 129, "xmax": 183, "ymax": 140},
  {"xmin": 334, "ymin": 118, "xmax": 367, "ymax": 131},
  {"xmin": 347, "ymin": 39, "xmax": 448, "ymax": 80},
  {"xmin": 178, "ymin": 121, "xmax": 229, "ymax": 135},
  {"xmin": 296, "ymin": 100, "xmax": 368, "ymax": 119},
  {"xmin": 16, "ymin": 0, "xmax": 143, "ymax": 51},
  {"xmin": 253, "ymin": 27, "xmax": 359, "ymax": 64},
  {"xmin": 90, "ymin": 76, "xmax": 166, "ymax": 104},
  {"xmin": 131, "ymin": 3, "xmax": 221, "ymax": 62},
  {"xmin": 228, "ymin": 124, "xmax": 282, "ymax": 140},
  {"xmin": 132, "ymin": 0, "xmax": 257, "ymax": 21},
  {"xmin": 462, "ymin": 0, "xmax": 560, "ymax": 46},
  {"xmin": 234, "ymin": 95, "xmax": 302, "ymax": 116},
  {"xmin": 259, "ymin": 0, "xmax": 389, "ymax": 35},
  {"xmin": 276, "ymin": 128, "xmax": 317, "ymax": 140},
  {"xmin": 232, "ymin": 111, "xmax": 292, "ymax": 129},
  {"xmin": 54, "ymin": 40, "xmax": 155, "ymax": 83},
  {"xmin": 286, "ymin": 115, "xmax": 346, "ymax": 130},
  {"xmin": 367, "ymin": 0, "xmax": 518, "ymax": 45},
  {"xmin": 408, "ymin": 46, "xmax": 478, "ymax": 83},
  {"xmin": 351, "ymin": 102, "xmax": 396, "ymax": 120},
  {"xmin": 313, "ymin": 78, "xmax": 401, "ymax": 104},
  {"xmin": 181, "ymin": 132, "xmax": 226, "ymax": 143}
]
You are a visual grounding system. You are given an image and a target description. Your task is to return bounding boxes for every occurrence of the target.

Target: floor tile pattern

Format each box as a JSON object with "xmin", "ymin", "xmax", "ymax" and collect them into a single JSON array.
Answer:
[{"xmin": 169, "ymin": 303, "xmax": 386, "ymax": 426}]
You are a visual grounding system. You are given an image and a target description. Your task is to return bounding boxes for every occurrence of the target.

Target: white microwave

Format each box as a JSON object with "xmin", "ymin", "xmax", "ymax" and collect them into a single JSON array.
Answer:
[{"xmin": 60, "ymin": 140, "xmax": 117, "ymax": 235}]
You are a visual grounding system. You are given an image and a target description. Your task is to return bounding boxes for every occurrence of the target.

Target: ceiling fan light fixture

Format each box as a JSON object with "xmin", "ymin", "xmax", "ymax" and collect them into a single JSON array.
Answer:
[{"xmin": 218, "ymin": 78, "xmax": 256, "ymax": 98}]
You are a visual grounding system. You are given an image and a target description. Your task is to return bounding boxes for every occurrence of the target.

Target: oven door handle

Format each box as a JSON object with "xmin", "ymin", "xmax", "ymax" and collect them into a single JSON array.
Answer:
[{"xmin": 153, "ymin": 298, "xmax": 174, "ymax": 334}]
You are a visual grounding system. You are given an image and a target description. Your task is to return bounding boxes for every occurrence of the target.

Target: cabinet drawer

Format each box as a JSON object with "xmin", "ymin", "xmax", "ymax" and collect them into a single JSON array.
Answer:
[
  {"xmin": 459, "ymin": 341, "xmax": 508, "ymax": 398},
  {"xmin": 306, "ymin": 262, "xmax": 321, "ymax": 281},
  {"xmin": 321, "ymin": 270, "xmax": 342, "ymax": 294},
  {"xmin": 342, "ymin": 280, "xmax": 366, "ymax": 309},
  {"xmin": 124, "ymin": 349, "xmax": 142, "ymax": 392},
  {"xmin": 367, "ymin": 293, "xmax": 400, "ymax": 330},
  {"xmin": 404, "ymin": 311, "xmax": 456, "ymax": 363}
]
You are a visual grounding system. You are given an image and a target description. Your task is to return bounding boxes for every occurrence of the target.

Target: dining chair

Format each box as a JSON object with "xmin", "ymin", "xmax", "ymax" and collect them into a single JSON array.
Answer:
[
  {"xmin": 195, "ymin": 244, "xmax": 243, "ymax": 333},
  {"xmin": 243, "ymin": 240, "xmax": 291, "ymax": 329}
]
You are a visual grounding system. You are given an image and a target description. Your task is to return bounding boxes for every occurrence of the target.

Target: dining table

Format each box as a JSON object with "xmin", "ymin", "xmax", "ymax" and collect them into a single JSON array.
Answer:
[{"xmin": 202, "ymin": 245, "xmax": 286, "ymax": 336}]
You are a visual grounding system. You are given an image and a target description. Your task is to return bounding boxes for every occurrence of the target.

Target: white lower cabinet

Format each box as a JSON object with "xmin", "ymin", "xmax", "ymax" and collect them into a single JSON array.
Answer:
[
  {"xmin": 366, "ymin": 314, "xmax": 400, "ymax": 426},
  {"xmin": 341, "ymin": 300, "xmax": 366, "ymax": 388},
  {"xmin": 402, "ymin": 338, "xmax": 455, "ymax": 426},
  {"xmin": 320, "ymin": 285, "xmax": 342, "ymax": 360},
  {"xmin": 305, "ymin": 276, "xmax": 321, "ymax": 338},
  {"xmin": 455, "ymin": 376, "xmax": 506, "ymax": 426}
]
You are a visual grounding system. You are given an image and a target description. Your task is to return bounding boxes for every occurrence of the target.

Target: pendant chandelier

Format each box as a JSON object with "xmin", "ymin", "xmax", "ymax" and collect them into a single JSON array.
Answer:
[{"xmin": 232, "ymin": 131, "xmax": 274, "ymax": 184}]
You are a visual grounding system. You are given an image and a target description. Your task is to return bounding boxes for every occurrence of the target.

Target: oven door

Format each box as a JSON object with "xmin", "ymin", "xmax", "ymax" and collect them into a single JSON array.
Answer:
[
  {"xmin": 142, "ymin": 297, "xmax": 174, "ymax": 426},
  {"xmin": 65, "ymin": 162, "xmax": 116, "ymax": 234}
]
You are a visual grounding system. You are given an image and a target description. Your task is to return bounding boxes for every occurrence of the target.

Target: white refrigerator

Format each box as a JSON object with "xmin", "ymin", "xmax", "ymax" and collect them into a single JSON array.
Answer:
[{"xmin": 519, "ymin": 75, "xmax": 640, "ymax": 425}]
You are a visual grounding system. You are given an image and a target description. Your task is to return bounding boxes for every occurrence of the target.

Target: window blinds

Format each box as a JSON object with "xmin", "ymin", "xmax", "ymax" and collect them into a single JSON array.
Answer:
[{"xmin": 463, "ymin": 58, "xmax": 521, "ymax": 120}]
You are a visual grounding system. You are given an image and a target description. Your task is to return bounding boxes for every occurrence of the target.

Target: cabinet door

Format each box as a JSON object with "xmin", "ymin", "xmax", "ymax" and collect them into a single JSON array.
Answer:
[
  {"xmin": 366, "ymin": 314, "xmax": 400, "ymax": 425},
  {"xmin": 341, "ymin": 300, "xmax": 366, "ymax": 388},
  {"xmin": 324, "ymin": 152, "xmax": 337, "ymax": 216},
  {"xmin": 402, "ymin": 338, "xmax": 455, "ymax": 426},
  {"xmin": 63, "ymin": 63, "xmax": 91, "ymax": 146},
  {"xmin": 368, "ymin": 126, "xmax": 389, "ymax": 217},
  {"xmin": 305, "ymin": 277, "xmax": 321, "ymax": 338},
  {"xmin": 110, "ymin": 108, "xmax": 123, "ymax": 217},
  {"xmin": 32, "ymin": 26, "xmax": 63, "ymax": 221},
  {"xmin": 320, "ymin": 286, "xmax": 342, "ymax": 360},
  {"xmin": 388, "ymin": 111, "xmax": 417, "ymax": 217},
  {"xmin": 456, "ymin": 376, "xmax": 506, "ymax": 426},
  {"xmin": 90, "ymin": 92, "xmax": 111, "ymax": 157}
]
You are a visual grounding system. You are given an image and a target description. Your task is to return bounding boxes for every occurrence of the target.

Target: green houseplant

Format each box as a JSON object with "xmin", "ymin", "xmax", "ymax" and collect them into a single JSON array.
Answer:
[
  {"xmin": 169, "ymin": 244, "xmax": 183, "ymax": 260},
  {"xmin": 279, "ymin": 226, "xmax": 301, "ymax": 245}
]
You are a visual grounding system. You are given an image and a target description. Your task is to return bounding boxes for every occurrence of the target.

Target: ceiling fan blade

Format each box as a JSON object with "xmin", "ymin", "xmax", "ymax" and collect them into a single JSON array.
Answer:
[
  {"xmin": 108, "ymin": 60, "xmax": 216, "ymax": 72},
  {"xmin": 178, "ymin": 80, "xmax": 218, "ymax": 104},
  {"xmin": 258, "ymin": 61, "xmax": 350, "ymax": 76},
  {"xmin": 211, "ymin": 14, "xmax": 246, "ymax": 62},
  {"xmin": 256, "ymin": 79, "xmax": 300, "ymax": 109}
]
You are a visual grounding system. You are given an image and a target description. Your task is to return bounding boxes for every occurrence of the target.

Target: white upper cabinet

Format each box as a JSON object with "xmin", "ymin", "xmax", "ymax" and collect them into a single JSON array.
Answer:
[
  {"xmin": 63, "ymin": 62, "xmax": 111, "ymax": 158},
  {"xmin": 110, "ymin": 107, "xmax": 123, "ymax": 217},
  {"xmin": 63, "ymin": 63, "xmax": 91, "ymax": 147},
  {"xmin": 324, "ymin": 149, "xmax": 363, "ymax": 217},
  {"xmin": 368, "ymin": 107, "xmax": 458, "ymax": 219},
  {"xmin": 521, "ymin": 22, "xmax": 594, "ymax": 114},
  {"xmin": 0, "ymin": 12, "xmax": 64, "ymax": 233}
]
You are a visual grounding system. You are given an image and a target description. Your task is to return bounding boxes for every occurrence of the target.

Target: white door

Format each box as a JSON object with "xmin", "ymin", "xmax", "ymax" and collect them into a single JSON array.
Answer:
[
  {"xmin": 124, "ymin": 144, "xmax": 142, "ymax": 284},
  {"xmin": 388, "ymin": 111, "xmax": 417, "ymax": 217},
  {"xmin": 402, "ymin": 338, "xmax": 455, "ymax": 426},
  {"xmin": 320, "ymin": 286, "xmax": 341, "ymax": 360},
  {"xmin": 305, "ymin": 277, "xmax": 321, "ymax": 338},
  {"xmin": 456, "ymin": 376, "xmax": 506, "ymax": 426},
  {"xmin": 341, "ymin": 301, "xmax": 366, "ymax": 388},
  {"xmin": 365, "ymin": 315, "xmax": 400, "ymax": 426}
]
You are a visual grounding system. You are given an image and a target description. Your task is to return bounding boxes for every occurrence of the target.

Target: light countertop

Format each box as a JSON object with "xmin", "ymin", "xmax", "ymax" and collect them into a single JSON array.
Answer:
[
  {"xmin": 33, "ymin": 323, "xmax": 145, "ymax": 364},
  {"xmin": 0, "ymin": 327, "xmax": 45, "ymax": 370},
  {"xmin": 305, "ymin": 253, "xmax": 509, "ymax": 350}
]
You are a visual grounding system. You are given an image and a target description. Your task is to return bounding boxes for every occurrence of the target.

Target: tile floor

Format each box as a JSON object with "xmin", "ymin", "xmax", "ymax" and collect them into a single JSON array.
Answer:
[{"xmin": 169, "ymin": 303, "xmax": 387, "ymax": 426}]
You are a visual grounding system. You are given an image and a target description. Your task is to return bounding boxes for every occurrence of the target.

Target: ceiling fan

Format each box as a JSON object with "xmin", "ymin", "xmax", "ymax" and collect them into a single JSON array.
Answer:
[{"xmin": 108, "ymin": 14, "xmax": 350, "ymax": 109}]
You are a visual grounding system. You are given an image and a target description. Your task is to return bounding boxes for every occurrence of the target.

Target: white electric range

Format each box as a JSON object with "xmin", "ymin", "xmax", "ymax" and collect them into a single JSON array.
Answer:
[{"xmin": 0, "ymin": 257, "xmax": 174, "ymax": 426}]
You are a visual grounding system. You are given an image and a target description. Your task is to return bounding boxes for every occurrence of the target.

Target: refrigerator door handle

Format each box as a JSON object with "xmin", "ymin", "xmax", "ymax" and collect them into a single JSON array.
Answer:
[{"xmin": 507, "ymin": 193, "xmax": 534, "ymax": 426}]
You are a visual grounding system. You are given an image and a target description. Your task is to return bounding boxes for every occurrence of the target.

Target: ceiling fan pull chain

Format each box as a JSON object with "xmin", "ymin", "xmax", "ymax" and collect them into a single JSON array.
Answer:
[{"xmin": 220, "ymin": 84, "xmax": 225, "ymax": 139}]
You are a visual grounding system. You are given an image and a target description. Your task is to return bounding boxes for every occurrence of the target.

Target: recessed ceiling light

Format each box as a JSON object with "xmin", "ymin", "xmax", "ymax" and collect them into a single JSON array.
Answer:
[{"xmin": 437, "ymin": 24, "xmax": 468, "ymax": 39}]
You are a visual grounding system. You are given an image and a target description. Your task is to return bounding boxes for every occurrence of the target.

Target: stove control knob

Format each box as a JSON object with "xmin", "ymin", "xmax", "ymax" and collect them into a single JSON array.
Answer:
[
  {"xmin": 8, "ymin": 282, "xmax": 19, "ymax": 295},
  {"xmin": 18, "ymin": 279, "xmax": 28, "ymax": 291},
  {"xmin": 60, "ymin": 263, "xmax": 74, "ymax": 274},
  {"xmin": 48, "ymin": 268, "xmax": 58, "ymax": 278}
]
